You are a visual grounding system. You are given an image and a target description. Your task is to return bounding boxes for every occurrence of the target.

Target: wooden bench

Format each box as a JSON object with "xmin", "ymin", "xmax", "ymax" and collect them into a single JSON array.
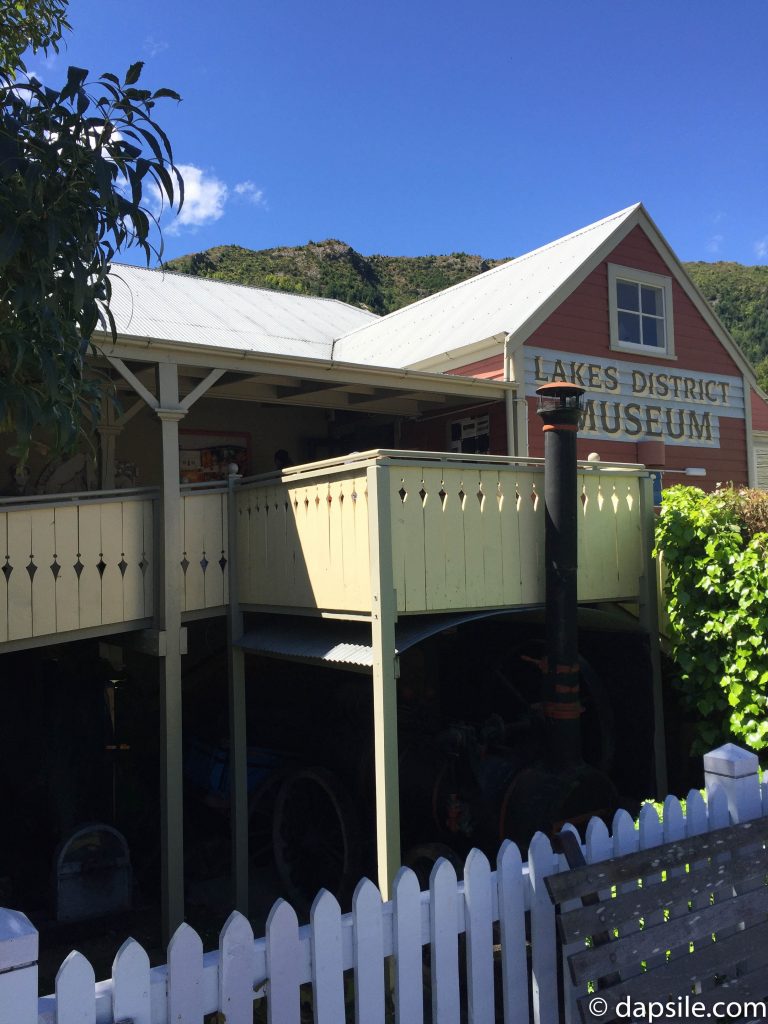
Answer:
[{"xmin": 546, "ymin": 817, "xmax": 768, "ymax": 1023}]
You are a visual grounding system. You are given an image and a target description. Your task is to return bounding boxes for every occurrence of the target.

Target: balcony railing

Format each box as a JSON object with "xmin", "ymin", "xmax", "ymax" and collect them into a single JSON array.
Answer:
[{"xmin": 0, "ymin": 451, "xmax": 648, "ymax": 647}]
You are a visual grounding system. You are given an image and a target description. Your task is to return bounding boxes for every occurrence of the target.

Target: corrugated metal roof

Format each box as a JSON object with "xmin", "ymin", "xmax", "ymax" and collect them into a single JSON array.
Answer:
[
  {"xmin": 333, "ymin": 205, "xmax": 642, "ymax": 369},
  {"xmin": 105, "ymin": 264, "xmax": 379, "ymax": 358},
  {"xmin": 238, "ymin": 610, "xmax": 524, "ymax": 666}
]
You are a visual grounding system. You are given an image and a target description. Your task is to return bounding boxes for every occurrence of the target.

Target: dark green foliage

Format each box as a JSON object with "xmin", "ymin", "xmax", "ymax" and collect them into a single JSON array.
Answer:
[
  {"xmin": 165, "ymin": 241, "xmax": 509, "ymax": 316},
  {"xmin": 686, "ymin": 262, "xmax": 768, "ymax": 369},
  {"xmin": 1, "ymin": 0, "xmax": 69, "ymax": 77},
  {"xmin": 655, "ymin": 486, "xmax": 768, "ymax": 753},
  {"xmin": 0, "ymin": 7, "xmax": 182, "ymax": 460}
]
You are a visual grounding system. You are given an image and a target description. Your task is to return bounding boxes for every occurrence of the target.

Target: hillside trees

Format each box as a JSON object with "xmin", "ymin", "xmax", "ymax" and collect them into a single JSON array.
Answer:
[{"xmin": 0, "ymin": 0, "xmax": 182, "ymax": 459}]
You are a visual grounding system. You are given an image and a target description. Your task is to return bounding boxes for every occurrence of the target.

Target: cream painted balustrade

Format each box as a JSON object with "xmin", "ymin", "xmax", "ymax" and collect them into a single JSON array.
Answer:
[
  {"xmin": 179, "ymin": 483, "xmax": 230, "ymax": 613},
  {"xmin": 235, "ymin": 450, "xmax": 647, "ymax": 616},
  {"xmin": 0, "ymin": 489, "xmax": 156, "ymax": 645}
]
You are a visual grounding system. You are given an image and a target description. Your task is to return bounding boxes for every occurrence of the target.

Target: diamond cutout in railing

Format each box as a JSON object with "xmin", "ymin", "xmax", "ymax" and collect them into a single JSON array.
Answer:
[
  {"xmin": 118, "ymin": 557, "xmax": 128, "ymax": 577},
  {"xmin": 326, "ymin": 493, "xmax": 333, "ymax": 505},
  {"xmin": 139, "ymin": 556, "xmax": 149, "ymax": 576},
  {"xmin": 293, "ymin": 498, "xmax": 299, "ymax": 511},
  {"xmin": 458, "ymin": 488, "xmax": 466, "ymax": 506},
  {"xmin": 315, "ymin": 495, "xmax": 320, "ymax": 507},
  {"xmin": 26, "ymin": 559, "xmax": 37, "ymax": 581},
  {"xmin": 419, "ymin": 486, "xmax": 427, "ymax": 505},
  {"xmin": 398, "ymin": 486, "xmax": 407, "ymax": 503},
  {"xmin": 1, "ymin": 558, "xmax": 11, "ymax": 582},
  {"xmin": 97, "ymin": 557, "xmax": 107, "ymax": 578},
  {"xmin": 351, "ymin": 491, "xmax": 358, "ymax": 503},
  {"xmin": 339, "ymin": 492, "xmax": 344, "ymax": 506},
  {"xmin": 74, "ymin": 556, "xmax": 84, "ymax": 579},
  {"xmin": 219, "ymin": 554, "xmax": 227, "ymax": 572},
  {"xmin": 180, "ymin": 555, "xmax": 190, "ymax": 575},
  {"xmin": 200, "ymin": 555, "xmax": 209, "ymax": 573},
  {"xmin": 304, "ymin": 497, "xmax": 310, "ymax": 510},
  {"xmin": 50, "ymin": 558, "xmax": 61, "ymax": 579},
  {"xmin": 438, "ymin": 487, "xmax": 447, "ymax": 508},
  {"xmin": 580, "ymin": 491, "xmax": 588, "ymax": 509},
  {"xmin": 496, "ymin": 484, "xmax": 503, "ymax": 509},
  {"xmin": 476, "ymin": 486, "xmax": 484, "ymax": 506}
]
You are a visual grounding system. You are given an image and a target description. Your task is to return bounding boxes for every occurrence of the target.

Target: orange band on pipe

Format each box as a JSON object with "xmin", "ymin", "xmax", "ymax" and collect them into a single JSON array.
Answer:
[{"xmin": 541, "ymin": 423, "xmax": 579, "ymax": 432}]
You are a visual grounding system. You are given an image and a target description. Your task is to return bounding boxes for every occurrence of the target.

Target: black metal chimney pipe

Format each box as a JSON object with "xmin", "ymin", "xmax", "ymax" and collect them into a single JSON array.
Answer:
[{"xmin": 535, "ymin": 381, "xmax": 585, "ymax": 767}]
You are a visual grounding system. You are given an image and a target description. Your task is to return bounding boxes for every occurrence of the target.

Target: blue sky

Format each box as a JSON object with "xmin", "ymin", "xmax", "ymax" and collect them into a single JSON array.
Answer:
[{"xmin": 30, "ymin": 0, "xmax": 768, "ymax": 266}]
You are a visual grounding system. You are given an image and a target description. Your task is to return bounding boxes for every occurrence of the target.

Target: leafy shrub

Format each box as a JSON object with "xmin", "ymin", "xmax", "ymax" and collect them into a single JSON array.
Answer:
[{"xmin": 655, "ymin": 486, "xmax": 768, "ymax": 752}]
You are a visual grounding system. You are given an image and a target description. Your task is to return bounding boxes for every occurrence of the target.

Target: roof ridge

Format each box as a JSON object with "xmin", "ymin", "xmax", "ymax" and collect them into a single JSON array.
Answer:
[
  {"xmin": 108, "ymin": 262, "xmax": 380, "ymax": 317},
  {"xmin": 336, "ymin": 204, "xmax": 640, "ymax": 343}
]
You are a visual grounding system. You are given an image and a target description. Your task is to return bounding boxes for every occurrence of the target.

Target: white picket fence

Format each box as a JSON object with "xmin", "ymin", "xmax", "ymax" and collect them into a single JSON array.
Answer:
[{"xmin": 0, "ymin": 743, "xmax": 763, "ymax": 1024}]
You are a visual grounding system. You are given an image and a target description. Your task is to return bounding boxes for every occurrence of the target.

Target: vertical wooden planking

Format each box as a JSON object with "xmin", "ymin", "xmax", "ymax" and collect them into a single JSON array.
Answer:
[
  {"xmin": 140, "ymin": 499, "xmax": 155, "ymax": 619},
  {"xmin": 429, "ymin": 858, "xmax": 460, "ymax": 1024},
  {"xmin": 353, "ymin": 878, "xmax": 385, "ymax": 1024},
  {"xmin": 584, "ymin": 816, "xmax": 611, "ymax": 864},
  {"xmin": 29, "ymin": 506, "xmax": 57, "ymax": 637},
  {"xmin": 392, "ymin": 867, "xmax": 423, "ymax": 1024},
  {"xmin": 76, "ymin": 504, "xmax": 103, "ymax": 629},
  {"xmin": 441, "ymin": 469, "xmax": 467, "ymax": 609},
  {"xmin": 395, "ymin": 466, "xmax": 427, "ymax": 612},
  {"xmin": 497, "ymin": 841, "xmax": 528, "ymax": 1024},
  {"xmin": 517, "ymin": 471, "xmax": 543, "ymax": 604},
  {"xmin": 120, "ymin": 500, "xmax": 146, "ymax": 622},
  {"xmin": 615, "ymin": 480, "xmax": 642, "ymax": 599},
  {"xmin": 219, "ymin": 911, "xmax": 256, "ymax": 1024},
  {"xmin": 112, "ymin": 938, "xmax": 151, "ymax": 1024},
  {"xmin": 98, "ymin": 501, "xmax": 124, "ymax": 624},
  {"xmin": 0, "ymin": 512, "xmax": 7, "ymax": 643},
  {"xmin": 498, "ymin": 468, "xmax": 523, "ymax": 607},
  {"xmin": 528, "ymin": 832, "xmax": 560, "ymax": 1024},
  {"xmin": 327, "ymin": 479, "xmax": 346, "ymax": 609},
  {"xmin": 267, "ymin": 485, "xmax": 289, "ymax": 608},
  {"xmin": 6, "ymin": 509, "xmax": 32, "ymax": 639},
  {"xmin": 287, "ymin": 484, "xmax": 310, "ymax": 608},
  {"xmin": 236, "ymin": 490, "xmax": 251, "ymax": 605},
  {"xmin": 422, "ymin": 466, "xmax": 448, "ymax": 611},
  {"xmin": 266, "ymin": 899, "xmax": 301, "ymax": 1024},
  {"xmin": 55, "ymin": 950, "xmax": 95, "ymax": 1024},
  {"xmin": 219, "ymin": 491, "xmax": 229, "ymax": 607},
  {"xmin": 461, "ymin": 470, "xmax": 486, "ymax": 608},
  {"xmin": 181, "ymin": 494, "xmax": 205, "ymax": 612},
  {"xmin": 311, "ymin": 890, "xmax": 345, "ymax": 1024},
  {"xmin": 478, "ymin": 469, "xmax": 503, "ymax": 607},
  {"xmin": 203, "ymin": 491, "xmax": 226, "ymax": 608},
  {"xmin": 168, "ymin": 922, "xmax": 203, "ymax": 1024},
  {"xmin": 464, "ymin": 849, "xmax": 494, "ymax": 1024}
]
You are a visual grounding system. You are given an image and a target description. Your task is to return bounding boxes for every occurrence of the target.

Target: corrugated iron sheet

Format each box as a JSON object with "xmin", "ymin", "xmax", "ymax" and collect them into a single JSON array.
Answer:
[
  {"xmin": 334, "ymin": 205, "xmax": 641, "ymax": 370},
  {"xmin": 106, "ymin": 264, "xmax": 378, "ymax": 358},
  {"xmin": 238, "ymin": 610, "xmax": 520, "ymax": 667}
]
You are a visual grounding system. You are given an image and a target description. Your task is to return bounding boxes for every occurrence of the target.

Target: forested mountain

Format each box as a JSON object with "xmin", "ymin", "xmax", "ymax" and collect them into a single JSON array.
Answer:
[{"xmin": 164, "ymin": 242, "xmax": 768, "ymax": 387}]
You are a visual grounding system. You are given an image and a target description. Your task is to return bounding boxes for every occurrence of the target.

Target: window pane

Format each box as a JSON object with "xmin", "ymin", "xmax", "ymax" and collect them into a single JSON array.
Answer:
[
  {"xmin": 618, "ymin": 311, "xmax": 641, "ymax": 345},
  {"xmin": 616, "ymin": 280, "xmax": 639, "ymax": 311},
  {"xmin": 642, "ymin": 316, "xmax": 664, "ymax": 348},
  {"xmin": 641, "ymin": 286, "xmax": 663, "ymax": 315}
]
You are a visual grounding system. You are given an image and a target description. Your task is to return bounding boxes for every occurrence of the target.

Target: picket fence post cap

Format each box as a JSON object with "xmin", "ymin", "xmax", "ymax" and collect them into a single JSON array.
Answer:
[
  {"xmin": 703, "ymin": 743, "xmax": 759, "ymax": 779},
  {"xmin": 0, "ymin": 908, "xmax": 38, "ymax": 971}
]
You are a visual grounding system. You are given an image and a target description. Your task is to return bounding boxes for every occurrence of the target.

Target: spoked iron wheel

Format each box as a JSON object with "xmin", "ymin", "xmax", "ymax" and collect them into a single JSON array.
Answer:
[{"xmin": 272, "ymin": 766, "xmax": 360, "ymax": 910}]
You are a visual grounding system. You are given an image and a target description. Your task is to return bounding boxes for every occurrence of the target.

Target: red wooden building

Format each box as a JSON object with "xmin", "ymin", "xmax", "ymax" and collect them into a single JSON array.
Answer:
[{"xmin": 336, "ymin": 203, "xmax": 768, "ymax": 489}]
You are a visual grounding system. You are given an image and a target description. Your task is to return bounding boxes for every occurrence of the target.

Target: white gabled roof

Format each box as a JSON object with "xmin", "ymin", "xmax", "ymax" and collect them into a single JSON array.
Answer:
[
  {"xmin": 106, "ymin": 264, "xmax": 379, "ymax": 359},
  {"xmin": 333, "ymin": 204, "xmax": 643, "ymax": 369}
]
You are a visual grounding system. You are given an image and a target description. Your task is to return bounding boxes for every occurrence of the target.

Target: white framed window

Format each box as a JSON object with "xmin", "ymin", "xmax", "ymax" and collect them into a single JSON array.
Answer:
[
  {"xmin": 608, "ymin": 263, "xmax": 675, "ymax": 358},
  {"xmin": 448, "ymin": 415, "xmax": 490, "ymax": 454}
]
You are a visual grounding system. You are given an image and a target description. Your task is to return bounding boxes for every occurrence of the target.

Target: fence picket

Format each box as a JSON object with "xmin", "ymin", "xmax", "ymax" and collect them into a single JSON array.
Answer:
[
  {"xmin": 112, "ymin": 938, "xmax": 151, "ymax": 1024},
  {"xmin": 612, "ymin": 809, "xmax": 638, "ymax": 858},
  {"xmin": 584, "ymin": 816, "xmax": 611, "ymax": 864},
  {"xmin": 311, "ymin": 890, "xmax": 345, "ymax": 1024},
  {"xmin": 464, "ymin": 849, "xmax": 494, "ymax": 1024},
  {"xmin": 352, "ymin": 879, "xmax": 384, "ymax": 1024},
  {"xmin": 392, "ymin": 866, "xmax": 423, "ymax": 1024},
  {"xmin": 219, "ymin": 911, "xmax": 255, "ymax": 1024},
  {"xmin": 266, "ymin": 899, "xmax": 301, "ymax": 1024},
  {"xmin": 55, "ymin": 950, "xmax": 95, "ymax": 1024},
  {"xmin": 637, "ymin": 802, "xmax": 662, "ymax": 850},
  {"xmin": 685, "ymin": 789, "xmax": 708, "ymax": 836},
  {"xmin": 168, "ymin": 922, "xmax": 203, "ymax": 1024},
  {"xmin": 429, "ymin": 858, "xmax": 460, "ymax": 1024},
  {"xmin": 556, "ymin": 824, "xmax": 585, "ymax": 1024},
  {"xmin": 496, "ymin": 841, "xmax": 528, "ymax": 1024},
  {"xmin": 708, "ymin": 785, "xmax": 730, "ymax": 829},
  {"xmin": 528, "ymin": 832, "xmax": 559, "ymax": 1024}
]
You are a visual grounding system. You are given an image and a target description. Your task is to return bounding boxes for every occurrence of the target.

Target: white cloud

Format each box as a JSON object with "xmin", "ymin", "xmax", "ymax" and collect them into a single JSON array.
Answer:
[
  {"xmin": 755, "ymin": 238, "xmax": 768, "ymax": 261},
  {"xmin": 166, "ymin": 164, "xmax": 228, "ymax": 234},
  {"xmin": 234, "ymin": 180, "xmax": 267, "ymax": 207},
  {"xmin": 144, "ymin": 36, "xmax": 169, "ymax": 58},
  {"xmin": 706, "ymin": 234, "xmax": 723, "ymax": 255}
]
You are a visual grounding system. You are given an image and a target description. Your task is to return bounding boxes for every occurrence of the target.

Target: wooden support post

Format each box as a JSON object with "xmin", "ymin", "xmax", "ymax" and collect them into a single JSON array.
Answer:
[
  {"xmin": 508, "ymin": 344, "xmax": 529, "ymax": 457},
  {"xmin": 98, "ymin": 398, "xmax": 121, "ymax": 489},
  {"xmin": 367, "ymin": 463, "xmax": 401, "ymax": 901},
  {"xmin": 638, "ymin": 473, "xmax": 668, "ymax": 798},
  {"xmin": 227, "ymin": 468, "xmax": 249, "ymax": 914},
  {"xmin": 157, "ymin": 362, "xmax": 186, "ymax": 942}
]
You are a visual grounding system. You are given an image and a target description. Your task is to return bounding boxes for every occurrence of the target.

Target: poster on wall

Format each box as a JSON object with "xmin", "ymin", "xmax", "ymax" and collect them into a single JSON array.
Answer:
[{"xmin": 179, "ymin": 430, "xmax": 250, "ymax": 483}]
